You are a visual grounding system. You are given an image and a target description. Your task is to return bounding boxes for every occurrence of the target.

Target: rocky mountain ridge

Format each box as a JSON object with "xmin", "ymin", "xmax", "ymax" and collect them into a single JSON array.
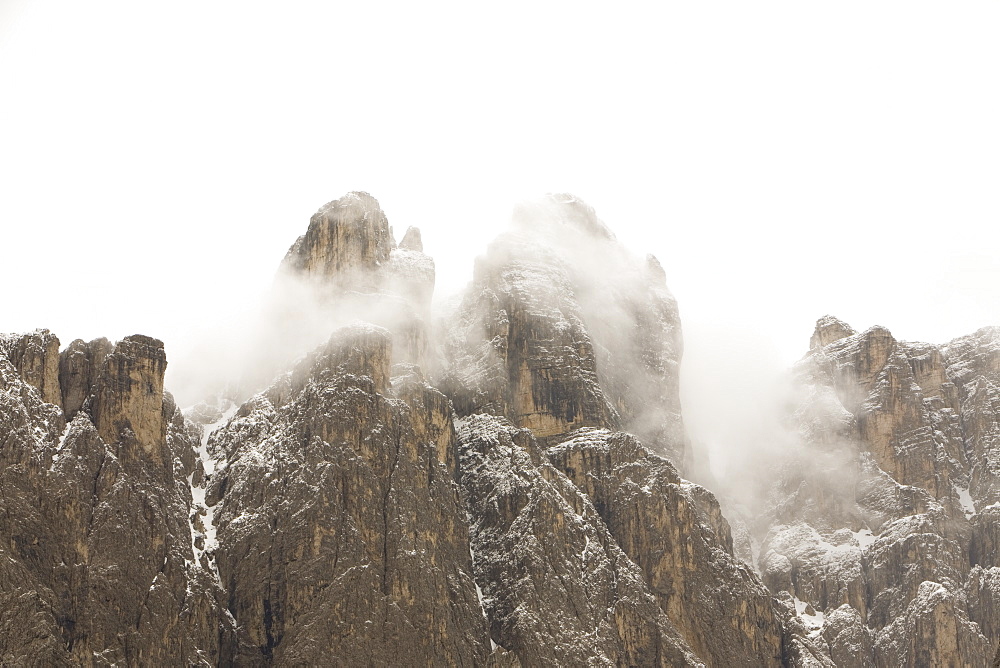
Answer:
[{"xmin": 1, "ymin": 192, "xmax": 998, "ymax": 666}]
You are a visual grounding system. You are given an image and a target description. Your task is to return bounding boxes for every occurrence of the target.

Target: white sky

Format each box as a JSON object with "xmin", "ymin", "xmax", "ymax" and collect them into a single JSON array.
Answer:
[{"xmin": 2, "ymin": 2, "xmax": 998, "ymax": 452}]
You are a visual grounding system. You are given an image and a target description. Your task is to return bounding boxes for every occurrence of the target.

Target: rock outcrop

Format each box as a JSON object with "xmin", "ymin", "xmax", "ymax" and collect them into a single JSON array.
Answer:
[
  {"xmin": 3, "ymin": 192, "xmax": 997, "ymax": 666},
  {"xmin": 280, "ymin": 191, "xmax": 393, "ymax": 293},
  {"xmin": 442, "ymin": 194, "xmax": 686, "ymax": 465},
  {"xmin": 0, "ymin": 331, "xmax": 224, "ymax": 666},
  {"xmin": 59, "ymin": 337, "xmax": 113, "ymax": 419},
  {"xmin": 736, "ymin": 318, "xmax": 1000, "ymax": 666},
  {"xmin": 547, "ymin": 428, "xmax": 785, "ymax": 666},
  {"xmin": 0, "ymin": 328, "xmax": 63, "ymax": 408},
  {"xmin": 205, "ymin": 325, "xmax": 490, "ymax": 665},
  {"xmin": 458, "ymin": 414, "xmax": 700, "ymax": 666},
  {"xmin": 275, "ymin": 191, "xmax": 437, "ymax": 373}
]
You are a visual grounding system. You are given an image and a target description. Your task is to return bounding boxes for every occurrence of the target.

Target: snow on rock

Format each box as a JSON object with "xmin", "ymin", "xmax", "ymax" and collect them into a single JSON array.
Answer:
[{"xmin": 956, "ymin": 485, "xmax": 977, "ymax": 518}]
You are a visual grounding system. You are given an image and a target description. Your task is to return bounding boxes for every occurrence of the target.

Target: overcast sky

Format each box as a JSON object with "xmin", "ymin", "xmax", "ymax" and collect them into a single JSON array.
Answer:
[{"xmin": 3, "ymin": 2, "xmax": 998, "ymax": 456}]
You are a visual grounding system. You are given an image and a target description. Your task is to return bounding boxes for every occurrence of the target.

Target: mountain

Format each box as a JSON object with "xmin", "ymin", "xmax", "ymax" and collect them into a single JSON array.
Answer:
[
  {"xmin": 732, "ymin": 317, "xmax": 1000, "ymax": 666},
  {"xmin": 1, "ymin": 192, "xmax": 997, "ymax": 666}
]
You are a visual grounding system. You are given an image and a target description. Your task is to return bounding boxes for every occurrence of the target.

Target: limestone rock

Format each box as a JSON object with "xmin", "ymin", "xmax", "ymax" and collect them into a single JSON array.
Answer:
[
  {"xmin": 443, "ymin": 236, "xmax": 619, "ymax": 437},
  {"xmin": 874, "ymin": 581, "xmax": 990, "ymax": 666},
  {"xmin": 207, "ymin": 324, "xmax": 489, "ymax": 665},
  {"xmin": 399, "ymin": 225, "xmax": 423, "ymax": 251},
  {"xmin": 90, "ymin": 334, "xmax": 170, "ymax": 468},
  {"xmin": 3, "ymin": 191, "xmax": 998, "ymax": 667},
  {"xmin": 0, "ymin": 329, "xmax": 63, "ymax": 408},
  {"xmin": 810, "ymin": 315, "xmax": 856, "ymax": 351},
  {"xmin": 0, "ymin": 331, "xmax": 224, "ymax": 665},
  {"xmin": 457, "ymin": 414, "xmax": 700, "ymax": 666},
  {"xmin": 276, "ymin": 192, "xmax": 436, "ymax": 373},
  {"xmin": 58, "ymin": 337, "xmax": 112, "ymax": 418},
  {"xmin": 281, "ymin": 191, "xmax": 392, "ymax": 292},
  {"xmin": 735, "ymin": 317, "xmax": 1000, "ymax": 665},
  {"xmin": 547, "ymin": 428, "xmax": 785, "ymax": 666},
  {"xmin": 442, "ymin": 195, "xmax": 687, "ymax": 465}
]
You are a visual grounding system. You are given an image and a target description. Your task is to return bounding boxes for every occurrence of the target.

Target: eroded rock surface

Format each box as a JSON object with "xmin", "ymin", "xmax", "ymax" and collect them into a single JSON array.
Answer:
[
  {"xmin": 458, "ymin": 414, "xmax": 699, "ymax": 667},
  {"xmin": 276, "ymin": 191, "xmax": 436, "ymax": 372},
  {"xmin": 3, "ymin": 192, "xmax": 997, "ymax": 667},
  {"xmin": 206, "ymin": 325, "xmax": 489, "ymax": 665},
  {"xmin": 442, "ymin": 194, "xmax": 686, "ymax": 465},
  {"xmin": 740, "ymin": 318, "xmax": 1000, "ymax": 666},
  {"xmin": 0, "ymin": 332, "xmax": 224, "ymax": 666},
  {"xmin": 547, "ymin": 428, "xmax": 785, "ymax": 666}
]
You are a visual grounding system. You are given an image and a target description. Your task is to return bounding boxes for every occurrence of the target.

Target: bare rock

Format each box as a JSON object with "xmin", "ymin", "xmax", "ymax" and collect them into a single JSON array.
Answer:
[
  {"xmin": 810, "ymin": 315, "xmax": 856, "ymax": 351},
  {"xmin": 208, "ymin": 325, "xmax": 489, "ymax": 665},
  {"xmin": 737, "ymin": 318, "xmax": 1000, "ymax": 665},
  {"xmin": 281, "ymin": 191, "xmax": 392, "ymax": 292},
  {"xmin": 457, "ymin": 414, "xmax": 700, "ymax": 666},
  {"xmin": 0, "ymin": 331, "xmax": 223, "ymax": 665},
  {"xmin": 91, "ymin": 334, "xmax": 170, "ymax": 469},
  {"xmin": 874, "ymin": 581, "xmax": 990, "ymax": 666},
  {"xmin": 547, "ymin": 428, "xmax": 785, "ymax": 666},
  {"xmin": 58, "ymin": 337, "xmax": 112, "ymax": 418},
  {"xmin": 443, "ymin": 195, "xmax": 687, "ymax": 465},
  {"xmin": 276, "ymin": 193, "xmax": 436, "ymax": 373},
  {"xmin": 0, "ymin": 329, "xmax": 63, "ymax": 408},
  {"xmin": 399, "ymin": 225, "xmax": 423, "ymax": 251}
]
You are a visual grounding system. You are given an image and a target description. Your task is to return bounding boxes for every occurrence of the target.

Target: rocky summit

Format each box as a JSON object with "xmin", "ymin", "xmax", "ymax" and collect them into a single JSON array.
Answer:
[{"xmin": 1, "ymin": 191, "xmax": 998, "ymax": 666}]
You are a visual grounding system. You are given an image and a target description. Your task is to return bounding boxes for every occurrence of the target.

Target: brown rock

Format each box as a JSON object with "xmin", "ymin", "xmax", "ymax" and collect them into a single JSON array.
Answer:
[
  {"xmin": 810, "ymin": 315, "xmax": 856, "ymax": 350},
  {"xmin": 58, "ymin": 337, "xmax": 112, "ymax": 418},
  {"xmin": 547, "ymin": 428, "xmax": 786, "ymax": 666},
  {"xmin": 208, "ymin": 325, "xmax": 489, "ymax": 666},
  {"xmin": 91, "ymin": 334, "xmax": 169, "ymax": 468},
  {"xmin": 281, "ymin": 191, "xmax": 392, "ymax": 292},
  {"xmin": 442, "ymin": 194, "xmax": 687, "ymax": 466},
  {"xmin": 457, "ymin": 414, "xmax": 700, "ymax": 666},
  {"xmin": 0, "ymin": 331, "xmax": 224, "ymax": 665},
  {"xmin": 0, "ymin": 329, "xmax": 63, "ymax": 408}
]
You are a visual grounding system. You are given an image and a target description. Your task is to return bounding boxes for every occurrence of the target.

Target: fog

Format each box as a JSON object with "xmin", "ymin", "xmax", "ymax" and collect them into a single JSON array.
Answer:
[{"xmin": 2, "ymin": 2, "xmax": 998, "ymax": 513}]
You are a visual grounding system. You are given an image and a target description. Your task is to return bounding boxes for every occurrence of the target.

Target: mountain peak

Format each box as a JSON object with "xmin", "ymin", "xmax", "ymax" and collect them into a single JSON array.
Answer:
[{"xmin": 809, "ymin": 314, "xmax": 857, "ymax": 350}]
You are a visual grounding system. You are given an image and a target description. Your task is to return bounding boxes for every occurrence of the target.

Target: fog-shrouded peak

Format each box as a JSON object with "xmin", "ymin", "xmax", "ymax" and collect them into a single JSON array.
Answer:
[
  {"xmin": 809, "ymin": 314, "xmax": 857, "ymax": 350},
  {"xmin": 511, "ymin": 193, "xmax": 616, "ymax": 242},
  {"xmin": 442, "ymin": 193, "xmax": 687, "ymax": 465},
  {"xmin": 5, "ymin": 184, "xmax": 999, "ymax": 665},
  {"xmin": 280, "ymin": 190, "xmax": 392, "ymax": 288},
  {"xmin": 399, "ymin": 226, "xmax": 423, "ymax": 252}
]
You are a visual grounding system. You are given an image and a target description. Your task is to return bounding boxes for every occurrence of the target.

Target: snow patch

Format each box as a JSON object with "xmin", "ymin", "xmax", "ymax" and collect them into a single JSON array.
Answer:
[
  {"xmin": 852, "ymin": 529, "xmax": 877, "ymax": 550},
  {"xmin": 794, "ymin": 596, "xmax": 826, "ymax": 637},
  {"xmin": 185, "ymin": 398, "xmax": 239, "ymax": 577},
  {"xmin": 955, "ymin": 485, "xmax": 976, "ymax": 518},
  {"xmin": 48, "ymin": 421, "xmax": 72, "ymax": 472}
]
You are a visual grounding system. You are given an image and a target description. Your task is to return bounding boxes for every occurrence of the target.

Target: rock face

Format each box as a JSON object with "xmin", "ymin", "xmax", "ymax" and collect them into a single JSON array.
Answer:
[
  {"xmin": 59, "ymin": 337, "xmax": 113, "ymax": 419},
  {"xmin": 546, "ymin": 429, "xmax": 785, "ymax": 666},
  {"xmin": 735, "ymin": 318, "xmax": 1000, "ymax": 666},
  {"xmin": 281, "ymin": 191, "xmax": 393, "ymax": 293},
  {"xmin": 442, "ymin": 232, "xmax": 619, "ymax": 437},
  {"xmin": 91, "ymin": 335, "xmax": 170, "ymax": 468},
  {"xmin": 458, "ymin": 414, "xmax": 699, "ymax": 667},
  {"xmin": 3, "ymin": 192, "xmax": 998, "ymax": 666},
  {"xmin": 276, "ymin": 191, "xmax": 436, "ymax": 372},
  {"xmin": 442, "ymin": 194, "xmax": 686, "ymax": 464},
  {"xmin": 0, "ymin": 330, "xmax": 223, "ymax": 666},
  {"xmin": 0, "ymin": 328, "xmax": 63, "ymax": 408},
  {"xmin": 205, "ymin": 325, "xmax": 489, "ymax": 665}
]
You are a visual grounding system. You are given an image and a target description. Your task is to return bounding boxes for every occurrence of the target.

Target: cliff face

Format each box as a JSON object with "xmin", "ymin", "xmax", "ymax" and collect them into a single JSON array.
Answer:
[
  {"xmin": 276, "ymin": 191, "xmax": 436, "ymax": 372},
  {"xmin": 3, "ymin": 192, "xmax": 997, "ymax": 666},
  {"xmin": 442, "ymin": 194, "xmax": 686, "ymax": 465},
  {"xmin": 0, "ymin": 330, "xmax": 223, "ymax": 666},
  {"xmin": 205, "ymin": 325, "xmax": 490, "ymax": 665},
  {"xmin": 740, "ymin": 318, "xmax": 1000, "ymax": 666},
  {"xmin": 546, "ymin": 429, "xmax": 785, "ymax": 666}
]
